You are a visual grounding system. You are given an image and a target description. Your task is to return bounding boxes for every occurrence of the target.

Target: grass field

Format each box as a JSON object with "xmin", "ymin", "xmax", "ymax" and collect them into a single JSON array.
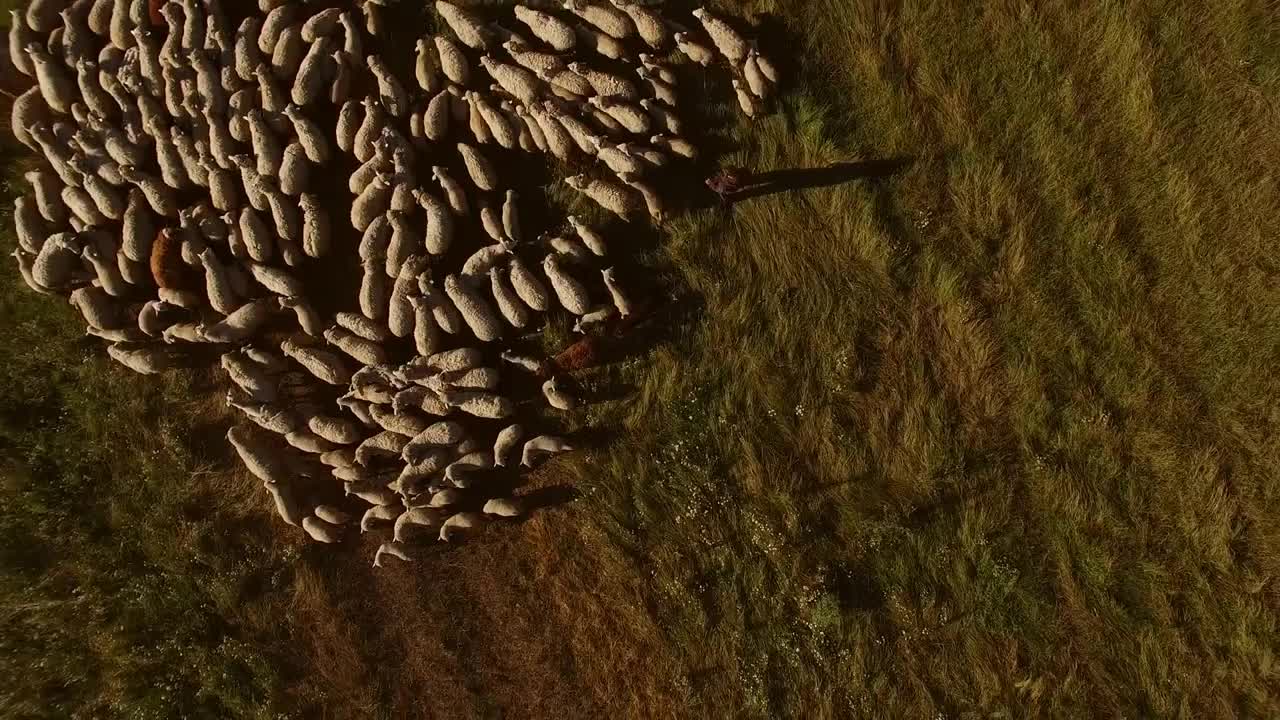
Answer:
[{"xmin": 4, "ymin": 0, "xmax": 1280, "ymax": 717}]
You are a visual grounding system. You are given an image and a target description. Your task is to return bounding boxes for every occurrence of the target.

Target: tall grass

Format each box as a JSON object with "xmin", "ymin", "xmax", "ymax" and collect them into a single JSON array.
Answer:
[{"xmin": 3, "ymin": 0, "xmax": 1280, "ymax": 718}]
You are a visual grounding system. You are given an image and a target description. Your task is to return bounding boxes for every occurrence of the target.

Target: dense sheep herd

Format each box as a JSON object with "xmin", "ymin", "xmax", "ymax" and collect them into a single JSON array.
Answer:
[{"xmin": 6, "ymin": 0, "xmax": 777, "ymax": 566}]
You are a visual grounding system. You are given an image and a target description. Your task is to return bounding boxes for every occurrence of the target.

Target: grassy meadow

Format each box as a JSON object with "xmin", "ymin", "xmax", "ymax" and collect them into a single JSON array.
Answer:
[{"xmin": 4, "ymin": 0, "xmax": 1280, "ymax": 718}]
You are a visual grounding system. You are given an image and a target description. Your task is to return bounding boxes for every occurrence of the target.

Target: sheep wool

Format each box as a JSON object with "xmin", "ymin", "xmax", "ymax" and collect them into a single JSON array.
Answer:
[
  {"xmin": 692, "ymin": 7, "xmax": 749, "ymax": 64},
  {"xmin": 508, "ymin": 255, "xmax": 552, "ymax": 312},
  {"xmin": 456, "ymin": 143, "xmax": 499, "ymax": 192},
  {"xmin": 521, "ymin": 435, "xmax": 573, "ymax": 467},
  {"xmin": 541, "ymin": 253, "xmax": 592, "ymax": 315},
  {"xmin": 435, "ymin": 1, "xmax": 489, "ymax": 50},
  {"xmin": 373, "ymin": 542, "xmax": 415, "ymax": 567},
  {"xmin": 445, "ymin": 274, "xmax": 503, "ymax": 342},
  {"xmin": 438, "ymin": 511, "xmax": 482, "ymax": 542},
  {"xmin": 282, "ymin": 339, "xmax": 353, "ymax": 385},
  {"xmin": 565, "ymin": 0, "xmax": 634, "ymax": 40},
  {"xmin": 324, "ymin": 326, "xmax": 388, "ymax": 367},
  {"xmin": 483, "ymin": 497, "xmax": 523, "ymax": 518},
  {"xmin": 265, "ymin": 480, "xmax": 304, "ymax": 527},
  {"xmin": 360, "ymin": 258, "xmax": 392, "ymax": 320},
  {"xmin": 513, "ymin": 6, "xmax": 576, "ymax": 51}
]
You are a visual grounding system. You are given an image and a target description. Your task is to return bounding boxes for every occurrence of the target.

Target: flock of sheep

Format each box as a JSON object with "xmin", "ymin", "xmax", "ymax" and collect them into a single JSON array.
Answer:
[{"xmin": 6, "ymin": 0, "xmax": 778, "ymax": 566}]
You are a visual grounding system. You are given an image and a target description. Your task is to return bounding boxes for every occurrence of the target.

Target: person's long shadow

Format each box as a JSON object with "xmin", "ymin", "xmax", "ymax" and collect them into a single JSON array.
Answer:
[{"xmin": 727, "ymin": 157, "xmax": 915, "ymax": 203}]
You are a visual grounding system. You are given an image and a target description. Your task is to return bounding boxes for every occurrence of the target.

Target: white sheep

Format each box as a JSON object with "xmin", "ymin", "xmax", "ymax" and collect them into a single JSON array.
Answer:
[
  {"xmin": 513, "ymin": 6, "xmax": 576, "ymax": 51},
  {"xmin": 674, "ymin": 31, "xmax": 716, "ymax": 66},
  {"xmin": 373, "ymin": 542, "xmax": 415, "ymax": 567},
  {"xmin": 542, "ymin": 376, "xmax": 578, "ymax": 410},
  {"xmin": 423, "ymin": 90, "xmax": 452, "ymax": 142},
  {"xmin": 521, "ymin": 435, "xmax": 573, "ymax": 467},
  {"xmin": 281, "ymin": 338, "xmax": 353, "ymax": 385},
  {"xmin": 456, "ymin": 143, "xmax": 499, "ymax": 192},
  {"xmin": 28, "ymin": 44, "xmax": 76, "ymax": 114},
  {"xmin": 565, "ymin": 0, "xmax": 634, "ymax": 39},
  {"xmin": 507, "ymin": 255, "xmax": 552, "ymax": 312},
  {"xmin": 355, "ymin": 425, "xmax": 409, "ymax": 458},
  {"xmin": 390, "ymin": 254, "xmax": 430, "ymax": 338},
  {"xmin": 439, "ymin": 511, "xmax": 483, "ymax": 542},
  {"xmin": 500, "ymin": 351, "xmax": 548, "ymax": 375},
  {"xmin": 336, "ymin": 312, "xmax": 391, "ymax": 343},
  {"xmin": 462, "ymin": 243, "xmax": 511, "ymax": 278},
  {"xmin": 409, "ymin": 420, "xmax": 467, "ymax": 448},
  {"xmin": 574, "ymin": 22, "xmax": 627, "ymax": 60},
  {"xmin": 618, "ymin": 171, "xmax": 667, "ymax": 223},
  {"xmin": 418, "ymin": 277, "xmax": 466, "ymax": 335},
  {"xmin": 222, "ymin": 351, "xmax": 278, "ymax": 402},
  {"xmin": 612, "ymin": 1, "xmax": 669, "ymax": 48},
  {"xmin": 444, "ymin": 451, "xmax": 493, "ymax": 488},
  {"xmin": 431, "ymin": 165, "xmax": 469, "ymax": 216},
  {"xmin": 324, "ymin": 326, "xmax": 388, "ymax": 367},
  {"xmin": 732, "ymin": 78, "xmax": 763, "ymax": 118},
  {"xmin": 528, "ymin": 105, "xmax": 577, "ymax": 161},
  {"xmin": 82, "ymin": 244, "xmax": 129, "ymax": 297},
  {"xmin": 302, "ymin": 515, "xmax": 343, "ymax": 543},
  {"xmin": 265, "ymin": 481, "xmax": 305, "ymax": 527},
  {"xmin": 308, "ymin": 414, "xmax": 363, "ymax": 446},
  {"xmin": 370, "ymin": 404, "xmax": 431, "ymax": 439},
  {"xmin": 336, "ymin": 99, "xmax": 361, "ymax": 155},
  {"xmin": 565, "ymin": 174, "xmax": 642, "ymax": 219},
  {"xmin": 299, "ymin": 193, "xmax": 329, "ymax": 258},
  {"xmin": 483, "ymin": 497, "xmax": 524, "ymax": 518},
  {"xmin": 358, "ymin": 214, "xmax": 392, "ymax": 261},
  {"xmin": 368, "ymin": 53, "xmax": 409, "ymax": 118},
  {"xmin": 692, "ymin": 7, "xmax": 749, "ymax": 63},
  {"xmin": 69, "ymin": 286, "xmax": 121, "ymax": 331},
  {"xmin": 435, "ymin": 1, "xmax": 490, "ymax": 49},
  {"xmin": 227, "ymin": 426, "xmax": 291, "ymax": 485},
  {"xmin": 445, "ymin": 274, "xmax": 503, "ymax": 342},
  {"xmin": 248, "ymin": 262, "xmax": 305, "ymax": 299},
  {"xmin": 412, "ymin": 188, "xmax": 455, "ymax": 256},
  {"xmin": 489, "ymin": 266, "xmax": 530, "ymax": 328},
  {"xmin": 362, "ymin": 505, "xmax": 402, "ymax": 533},
  {"xmin": 287, "ymin": 426, "xmax": 338, "ymax": 454},
  {"xmin": 443, "ymin": 390, "xmax": 514, "ymax": 420},
  {"xmin": 351, "ymin": 174, "xmax": 393, "ymax": 234},
  {"xmin": 358, "ymin": 257, "xmax": 386, "ymax": 316},
  {"xmin": 541, "ymin": 253, "xmax": 592, "ymax": 314},
  {"xmin": 392, "ymin": 507, "xmax": 442, "ymax": 542},
  {"xmin": 353, "ymin": 99, "xmax": 387, "ymax": 163},
  {"xmin": 107, "ymin": 345, "xmax": 176, "ymax": 375}
]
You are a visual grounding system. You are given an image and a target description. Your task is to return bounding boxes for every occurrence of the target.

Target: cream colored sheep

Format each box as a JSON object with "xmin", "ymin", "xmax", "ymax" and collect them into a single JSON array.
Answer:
[
  {"xmin": 390, "ymin": 255, "xmax": 430, "ymax": 338},
  {"xmin": 413, "ymin": 188, "xmax": 455, "ymax": 256},
  {"xmin": 436, "ymin": 1, "xmax": 490, "ymax": 49},
  {"xmin": 444, "ymin": 451, "xmax": 493, "ymax": 488},
  {"xmin": 505, "ymin": 255, "xmax": 550, "ymax": 312},
  {"xmin": 302, "ymin": 515, "xmax": 343, "ymax": 543},
  {"xmin": 613, "ymin": 1, "xmax": 668, "ymax": 48},
  {"xmin": 674, "ymin": 32, "xmax": 715, "ymax": 66},
  {"xmin": 393, "ymin": 508, "xmax": 443, "ymax": 542},
  {"xmin": 431, "ymin": 166, "xmax": 469, "ymax": 216},
  {"xmin": 542, "ymin": 376, "xmax": 578, "ymax": 410},
  {"xmin": 483, "ymin": 497, "xmax": 524, "ymax": 518},
  {"xmin": 282, "ymin": 338, "xmax": 353, "ymax": 385},
  {"xmin": 227, "ymin": 426, "xmax": 290, "ymax": 485},
  {"xmin": 490, "ymin": 266, "xmax": 530, "ymax": 328},
  {"xmin": 541, "ymin": 252, "xmax": 592, "ymax": 314},
  {"xmin": 418, "ymin": 277, "xmax": 466, "ymax": 335},
  {"xmin": 355, "ymin": 430, "xmax": 412, "ymax": 466},
  {"xmin": 445, "ymin": 274, "xmax": 503, "ymax": 342},
  {"xmin": 324, "ymin": 326, "xmax": 388, "ymax": 367},
  {"xmin": 514, "ymin": 6, "xmax": 576, "ymax": 51},
  {"xmin": 373, "ymin": 542, "xmax": 415, "ymax": 567},
  {"xmin": 265, "ymin": 480, "xmax": 303, "ymax": 527},
  {"xmin": 107, "ymin": 345, "xmax": 175, "ymax": 375},
  {"xmin": 692, "ymin": 7, "xmax": 748, "ymax": 63},
  {"xmin": 362, "ymin": 505, "xmax": 402, "ymax": 533},
  {"xmin": 456, "ymin": 143, "xmax": 499, "ymax": 192},
  {"xmin": 336, "ymin": 312, "xmax": 391, "ymax": 343},
  {"xmin": 82, "ymin": 244, "xmax": 128, "ymax": 297},
  {"xmin": 565, "ymin": 0, "xmax": 634, "ymax": 39},
  {"xmin": 442, "ymin": 390, "xmax": 514, "ymax": 420},
  {"xmin": 439, "ymin": 511, "xmax": 483, "ymax": 542},
  {"xmin": 565, "ymin": 174, "xmax": 642, "ymax": 219},
  {"xmin": 521, "ymin": 435, "xmax": 573, "ymax": 466},
  {"xmin": 574, "ymin": 23, "xmax": 627, "ymax": 60},
  {"xmin": 462, "ymin": 243, "xmax": 511, "ymax": 277}
]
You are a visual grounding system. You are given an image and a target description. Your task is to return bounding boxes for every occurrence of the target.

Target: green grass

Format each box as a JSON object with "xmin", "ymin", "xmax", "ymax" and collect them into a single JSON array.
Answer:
[{"xmin": 4, "ymin": 0, "xmax": 1280, "ymax": 718}]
